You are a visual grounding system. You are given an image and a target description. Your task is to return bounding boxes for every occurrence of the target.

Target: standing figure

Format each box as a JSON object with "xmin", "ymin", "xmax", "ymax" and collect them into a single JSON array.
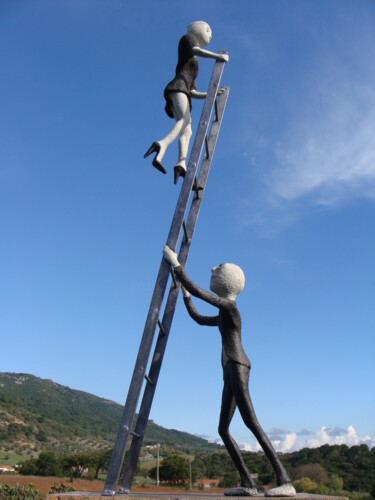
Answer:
[
  {"xmin": 144, "ymin": 21, "xmax": 229, "ymax": 184},
  {"xmin": 163, "ymin": 246, "xmax": 296, "ymax": 497}
]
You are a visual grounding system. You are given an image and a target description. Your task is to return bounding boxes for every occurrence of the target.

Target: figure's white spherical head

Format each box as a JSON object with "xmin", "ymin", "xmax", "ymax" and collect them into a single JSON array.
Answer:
[
  {"xmin": 187, "ymin": 21, "xmax": 212, "ymax": 47},
  {"xmin": 209, "ymin": 263, "xmax": 245, "ymax": 300}
]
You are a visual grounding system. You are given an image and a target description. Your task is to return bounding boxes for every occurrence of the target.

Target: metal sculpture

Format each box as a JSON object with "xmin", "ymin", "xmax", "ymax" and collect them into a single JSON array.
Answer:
[
  {"xmin": 102, "ymin": 58, "xmax": 229, "ymax": 496},
  {"xmin": 163, "ymin": 246, "xmax": 296, "ymax": 498}
]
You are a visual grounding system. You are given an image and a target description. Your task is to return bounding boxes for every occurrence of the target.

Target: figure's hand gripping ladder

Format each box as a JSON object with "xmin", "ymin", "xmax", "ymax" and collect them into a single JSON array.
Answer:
[{"xmin": 103, "ymin": 55, "xmax": 229, "ymax": 496}]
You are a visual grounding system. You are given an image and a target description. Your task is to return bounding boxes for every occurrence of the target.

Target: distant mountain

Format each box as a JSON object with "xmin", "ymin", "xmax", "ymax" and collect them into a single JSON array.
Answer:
[{"xmin": 0, "ymin": 372, "xmax": 220, "ymax": 459}]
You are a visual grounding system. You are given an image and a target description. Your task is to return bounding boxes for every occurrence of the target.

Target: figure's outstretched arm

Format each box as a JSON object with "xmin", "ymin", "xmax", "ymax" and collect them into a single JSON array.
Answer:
[
  {"xmin": 163, "ymin": 246, "xmax": 230, "ymax": 309},
  {"xmin": 191, "ymin": 86, "xmax": 227, "ymax": 100},
  {"xmin": 192, "ymin": 46, "xmax": 229, "ymax": 63},
  {"xmin": 190, "ymin": 89, "xmax": 207, "ymax": 99},
  {"xmin": 175, "ymin": 265, "xmax": 226, "ymax": 308},
  {"xmin": 182, "ymin": 287, "xmax": 219, "ymax": 326}
]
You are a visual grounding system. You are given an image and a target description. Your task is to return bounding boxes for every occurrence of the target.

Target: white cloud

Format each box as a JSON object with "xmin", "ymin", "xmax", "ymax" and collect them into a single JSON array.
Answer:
[
  {"xmin": 305, "ymin": 425, "xmax": 375, "ymax": 449},
  {"xmin": 270, "ymin": 81, "xmax": 375, "ymax": 206},
  {"xmin": 240, "ymin": 28, "xmax": 375, "ymax": 230},
  {"xmin": 254, "ymin": 441, "xmax": 262, "ymax": 452},
  {"xmin": 238, "ymin": 426, "xmax": 375, "ymax": 453},
  {"xmin": 239, "ymin": 442, "xmax": 253, "ymax": 452},
  {"xmin": 275, "ymin": 432, "xmax": 298, "ymax": 453}
]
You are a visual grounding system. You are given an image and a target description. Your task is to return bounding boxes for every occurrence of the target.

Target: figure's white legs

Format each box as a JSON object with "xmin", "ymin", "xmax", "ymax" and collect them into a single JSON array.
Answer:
[
  {"xmin": 156, "ymin": 92, "xmax": 191, "ymax": 171},
  {"xmin": 176, "ymin": 122, "xmax": 192, "ymax": 170}
]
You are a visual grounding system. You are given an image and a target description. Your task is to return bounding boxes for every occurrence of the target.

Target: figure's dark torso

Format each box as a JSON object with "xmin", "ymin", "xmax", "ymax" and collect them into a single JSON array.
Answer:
[
  {"xmin": 164, "ymin": 34, "xmax": 199, "ymax": 118},
  {"xmin": 175, "ymin": 266, "xmax": 251, "ymax": 368},
  {"xmin": 218, "ymin": 304, "xmax": 250, "ymax": 368}
]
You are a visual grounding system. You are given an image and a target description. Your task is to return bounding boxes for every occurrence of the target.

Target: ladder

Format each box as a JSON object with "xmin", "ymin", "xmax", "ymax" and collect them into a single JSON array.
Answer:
[{"xmin": 102, "ymin": 55, "xmax": 229, "ymax": 497}]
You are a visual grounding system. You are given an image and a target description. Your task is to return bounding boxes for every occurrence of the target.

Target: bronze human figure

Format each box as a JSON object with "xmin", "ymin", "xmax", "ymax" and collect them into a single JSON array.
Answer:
[{"xmin": 163, "ymin": 246, "xmax": 296, "ymax": 497}]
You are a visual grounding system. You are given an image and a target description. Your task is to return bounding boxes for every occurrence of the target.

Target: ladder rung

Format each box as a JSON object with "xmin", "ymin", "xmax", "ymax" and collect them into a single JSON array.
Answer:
[
  {"xmin": 205, "ymin": 135, "xmax": 209, "ymax": 159},
  {"xmin": 193, "ymin": 176, "xmax": 203, "ymax": 199},
  {"xmin": 144, "ymin": 374, "xmax": 154, "ymax": 386},
  {"xmin": 158, "ymin": 319, "xmax": 166, "ymax": 336},
  {"xmin": 122, "ymin": 424, "xmax": 141, "ymax": 438},
  {"xmin": 170, "ymin": 269, "xmax": 177, "ymax": 288},
  {"xmin": 182, "ymin": 221, "xmax": 189, "ymax": 242}
]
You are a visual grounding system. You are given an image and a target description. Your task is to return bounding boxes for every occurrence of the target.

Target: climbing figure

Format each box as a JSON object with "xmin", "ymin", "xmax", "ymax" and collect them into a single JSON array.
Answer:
[
  {"xmin": 163, "ymin": 245, "xmax": 296, "ymax": 497},
  {"xmin": 144, "ymin": 21, "xmax": 229, "ymax": 184}
]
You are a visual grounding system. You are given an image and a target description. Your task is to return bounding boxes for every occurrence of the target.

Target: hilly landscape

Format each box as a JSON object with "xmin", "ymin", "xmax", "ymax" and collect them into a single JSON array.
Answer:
[
  {"xmin": 0, "ymin": 372, "xmax": 220, "ymax": 460},
  {"xmin": 1, "ymin": 372, "xmax": 374, "ymax": 500}
]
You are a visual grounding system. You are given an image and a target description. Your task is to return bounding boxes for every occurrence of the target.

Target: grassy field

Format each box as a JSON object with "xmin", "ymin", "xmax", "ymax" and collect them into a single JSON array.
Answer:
[{"xmin": 0, "ymin": 450, "xmax": 26, "ymax": 466}]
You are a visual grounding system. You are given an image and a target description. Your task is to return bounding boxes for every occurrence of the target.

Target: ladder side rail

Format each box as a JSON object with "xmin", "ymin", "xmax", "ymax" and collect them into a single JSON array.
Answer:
[
  {"xmin": 102, "ymin": 58, "xmax": 226, "ymax": 497},
  {"xmin": 119, "ymin": 88, "xmax": 230, "ymax": 493},
  {"xmin": 190, "ymin": 86, "xmax": 230, "ymax": 194},
  {"xmin": 102, "ymin": 260, "xmax": 170, "ymax": 496},
  {"xmin": 119, "ymin": 279, "xmax": 181, "ymax": 493}
]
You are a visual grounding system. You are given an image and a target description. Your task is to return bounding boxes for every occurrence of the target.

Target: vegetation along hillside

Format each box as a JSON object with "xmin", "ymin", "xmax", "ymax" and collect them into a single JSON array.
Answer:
[
  {"xmin": 0, "ymin": 372, "xmax": 220, "ymax": 459},
  {"xmin": 1, "ymin": 372, "xmax": 374, "ymax": 500}
]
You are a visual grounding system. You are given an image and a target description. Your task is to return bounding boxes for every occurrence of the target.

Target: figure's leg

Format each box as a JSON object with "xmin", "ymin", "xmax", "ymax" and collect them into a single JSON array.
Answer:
[
  {"xmin": 230, "ymin": 364, "xmax": 295, "ymax": 496},
  {"xmin": 156, "ymin": 93, "xmax": 191, "ymax": 165},
  {"xmin": 172, "ymin": 120, "xmax": 192, "ymax": 183},
  {"xmin": 219, "ymin": 367, "xmax": 257, "ymax": 494},
  {"xmin": 176, "ymin": 121, "xmax": 192, "ymax": 170}
]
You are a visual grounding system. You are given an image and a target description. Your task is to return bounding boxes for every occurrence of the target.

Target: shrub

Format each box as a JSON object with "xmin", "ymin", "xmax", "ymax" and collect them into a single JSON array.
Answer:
[
  {"xmin": 49, "ymin": 482, "xmax": 75, "ymax": 494},
  {"xmin": 0, "ymin": 483, "xmax": 40, "ymax": 499},
  {"xmin": 328, "ymin": 474, "xmax": 344, "ymax": 491},
  {"xmin": 294, "ymin": 463, "xmax": 329, "ymax": 485},
  {"xmin": 219, "ymin": 470, "xmax": 240, "ymax": 488},
  {"xmin": 293, "ymin": 477, "xmax": 319, "ymax": 493}
]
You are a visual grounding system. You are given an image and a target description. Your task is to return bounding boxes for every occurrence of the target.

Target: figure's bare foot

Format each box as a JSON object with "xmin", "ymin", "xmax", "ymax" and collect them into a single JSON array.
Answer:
[
  {"xmin": 224, "ymin": 487, "xmax": 258, "ymax": 496},
  {"xmin": 265, "ymin": 483, "xmax": 296, "ymax": 497}
]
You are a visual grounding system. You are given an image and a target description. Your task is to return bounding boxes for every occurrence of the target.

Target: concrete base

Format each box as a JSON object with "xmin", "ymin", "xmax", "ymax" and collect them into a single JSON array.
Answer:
[{"xmin": 47, "ymin": 493, "xmax": 349, "ymax": 500}]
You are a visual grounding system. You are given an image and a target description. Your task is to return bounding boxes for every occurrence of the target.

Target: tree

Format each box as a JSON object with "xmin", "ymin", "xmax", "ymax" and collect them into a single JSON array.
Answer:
[
  {"xmin": 37, "ymin": 452, "xmax": 63, "ymax": 476},
  {"xmin": 205, "ymin": 453, "xmax": 227, "ymax": 479},
  {"xmin": 62, "ymin": 453, "xmax": 92, "ymax": 477},
  {"xmin": 294, "ymin": 463, "xmax": 329, "ymax": 485},
  {"xmin": 18, "ymin": 459, "xmax": 38, "ymax": 476},
  {"xmin": 219, "ymin": 470, "xmax": 240, "ymax": 488},
  {"xmin": 328, "ymin": 474, "xmax": 344, "ymax": 491},
  {"xmin": 150, "ymin": 455, "xmax": 190, "ymax": 485},
  {"xmin": 36, "ymin": 430, "xmax": 47, "ymax": 442},
  {"xmin": 89, "ymin": 448, "xmax": 112, "ymax": 479},
  {"xmin": 191, "ymin": 457, "xmax": 207, "ymax": 479},
  {"xmin": 293, "ymin": 477, "xmax": 318, "ymax": 493},
  {"xmin": 7, "ymin": 423, "xmax": 22, "ymax": 436},
  {"xmin": 19, "ymin": 452, "xmax": 62, "ymax": 477}
]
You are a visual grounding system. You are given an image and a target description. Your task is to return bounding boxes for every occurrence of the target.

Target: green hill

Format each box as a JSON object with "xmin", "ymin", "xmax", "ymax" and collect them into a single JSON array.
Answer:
[
  {"xmin": 1, "ymin": 373, "xmax": 374, "ymax": 496},
  {"xmin": 0, "ymin": 372, "xmax": 220, "ymax": 460}
]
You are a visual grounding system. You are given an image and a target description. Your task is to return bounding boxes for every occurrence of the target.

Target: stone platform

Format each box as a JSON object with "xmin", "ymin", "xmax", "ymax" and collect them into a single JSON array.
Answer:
[{"xmin": 47, "ymin": 493, "xmax": 349, "ymax": 500}]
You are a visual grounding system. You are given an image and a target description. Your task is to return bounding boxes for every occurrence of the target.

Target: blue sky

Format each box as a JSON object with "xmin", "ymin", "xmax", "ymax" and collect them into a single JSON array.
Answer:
[{"xmin": 1, "ymin": 0, "xmax": 374, "ymax": 453}]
